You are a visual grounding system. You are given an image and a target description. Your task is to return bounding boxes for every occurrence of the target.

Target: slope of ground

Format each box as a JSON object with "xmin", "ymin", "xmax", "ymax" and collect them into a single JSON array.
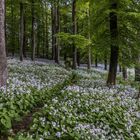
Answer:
[{"xmin": 0, "ymin": 58, "xmax": 140, "ymax": 140}]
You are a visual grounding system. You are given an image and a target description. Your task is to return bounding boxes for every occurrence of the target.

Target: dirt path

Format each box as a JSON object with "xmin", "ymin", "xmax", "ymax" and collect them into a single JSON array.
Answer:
[
  {"xmin": 0, "ymin": 74, "xmax": 77, "ymax": 140},
  {"xmin": 12, "ymin": 107, "xmax": 42, "ymax": 134}
]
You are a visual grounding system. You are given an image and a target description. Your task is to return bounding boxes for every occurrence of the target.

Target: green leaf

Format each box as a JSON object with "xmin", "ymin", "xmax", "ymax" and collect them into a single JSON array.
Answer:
[{"xmin": 1, "ymin": 116, "xmax": 11, "ymax": 129}]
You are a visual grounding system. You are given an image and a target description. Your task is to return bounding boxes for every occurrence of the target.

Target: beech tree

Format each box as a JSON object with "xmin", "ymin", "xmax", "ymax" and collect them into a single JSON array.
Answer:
[
  {"xmin": 107, "ymin": 1, "xmax": 119, "ymax": 85},
  {"xmin": 19, "ymin": 1, "xmax": 24, "ymax": 61},
  {"xmin": 0, "ymin": 0, "xmax": 7, "ymax": 86},
  {"xmin": 72, "ymin": 0, "xmax": 77, "ymax": 69},
  {"xmin": 4, "ymin": 0, "xmax": 140, "ymax": 85},
  {"xmin": 31, "ymin": 0, "xmax": 36, "ymax": 61}
]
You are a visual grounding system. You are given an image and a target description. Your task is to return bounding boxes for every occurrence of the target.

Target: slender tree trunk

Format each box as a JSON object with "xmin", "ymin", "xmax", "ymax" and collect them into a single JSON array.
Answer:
[
  {"xmin": 63, "ymin": 4, "xmax": 68, "ymax": 62},
  {"xmin": 135, "ymin": 66, "xmax": 140, "ymax": 81},
  {"xmin": 55, "ymin": 1, "xmax": 60, "ymax": 64},
  {"xmin": 11, "ymin": 0, "xmax": 15, "ymax": 57},
  {"xmin": 95, "ymin": 56, "xmax": 98, "ymax": 67},
  {"xmin": 43, "ymin": 42, "xmax": 45, "ymax": 58},
  {"xmin": 119, "ymin": 65, "xmax": 122, "ymax": 72},
  {"xmin": 77, "ymin": 51, "xmax": 80, "ymax": 67},
  {"xmin": 72, "ymin": 0, "xmax": 77, "ymax": 69},
  {"xmin": 46, "ymin": 11, "xmax": 49, "ymax": 59},
  {"xmin": 122, "ymin": 67, "xmax": 127, "ymax": 80},
  {"xmin": 135, "ymin": 54, "xmax": 140, "ymax": 81},
  {"xmin": 87, "ymin": 5, "xmax": 91, "ymax": 70},
  {"xmin": 135, "ymin": 66, "xmax": 140, "ymax": 99},
  {"xmin": 64, "ymin": 53, "xmax": 67, "ymax": 61},
  {"xmin": 135, "ymin": 58, "xmax": 140, "ymax": 98},
  {"xmin": 23, "ymin": 14, "xmax": 26, "ymax": 58},
  {"xmin": 36, "ymin": 28, "xmax": 40, "ymax": 58},
  {"xmin": 107, "ymin": 1, "xmax": 119, "ymax": 85},
  {"xmin": 36, "ymin": 22, "xmax": 40, "ymax": 58},
  {"xmin": 42, "ymin": 12, "xmax": 45, "ymax": 58},
  {"xmin": 31, "ymin": 0, "xmax": 36, "ymax": 61},
  {"xmin": 51, "ymin": 4, "xmax": 55, "ymax": 60},
  {"xmin": 5, "ymin": 0, "xmax": 8, "ymax": 56},
  {"xmin": 88, "ymin": 46, "xmax": 91, "ymax": 69},
  {"xmin": 0, "ymin": 0, "xmax": 7, "ymax": 86},
  {"xmin": 42, "ymin": 24, "xmax": 45, "ymax": 58},
  {"xmin": 19, "ymin": 2, "xmax": 24, "ymax": 61},
  {"xmin": 104, "ymin": 55, "xmax": 107, "ymax": 70}
]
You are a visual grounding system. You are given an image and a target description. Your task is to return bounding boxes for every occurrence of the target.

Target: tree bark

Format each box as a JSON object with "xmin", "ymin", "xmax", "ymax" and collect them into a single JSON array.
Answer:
[
  {"xmin": 23, "ymin": 14, "xmax": 26, "ymax": 58},
  {"xmin": 63, "ymin": 3, "xmax": 68, "ymax": 62},
  {"xmin": 51, "ymin": 3, "xmax": 55, "ymax": 60},
  {"xmin": 119, "ymin": 65, "xmax": 122, "ymax": 72},
  {"xmin": 87, "ymin": 5, "xmax": 91, "ymax": 70},
  {"xmin": 19, "ymin": 2, "xmax": 24, "ymax": 61},
  {"xmin": 135, "ymin": 66, "xmax": 140, "ymax": 81},
  {"xmin": 72, "ymin": 0, "xmax": 77, "ymax": 69},
  {"xmin": 122, "ymin": 67, "xmax": 127, "ymax": 80},
  {"xmin": 95, "ymin": 56, "xmax": 98, "ymax": 67},
  {"xmin": 104, "ymin": 55, "xmax": 107, "ymax": 70},
  {"xmin": 31, "ymin": 0, "xmax": 36, "ymax": 61},
  {"xmin": 107, "ymin": 1, "xmax": 119, "ymax": 85},
  {"xmin": 134, "ymin": 54, "xmax": 140, "ymax": 81},
  {"xmin": 5, "ymin": 0, "xmax": 8, "ymax": 56},
  {"xmin": 42, "ymin": 12, "xmax": 45, "ymax": 58},
  {"xmin": 88, "ymin": 46, "xmax": 91, "ymax": 69},
  {"xmin": 11, "ymin": 0, "xmax": 15, "ymax": 57},
  {"xmin": 55, "ymin": 1, "xmax": 60, "ymax": 64},
  {"xmin": 77, "ymin": 51, "xmax": 80, "ymax": 67},
  {"xmin": 0, "ymin": 0, "xmax": 7, "ymax": 87},
  {"xmin": 36, "ymin": 22, "xmax": 40, "ymax": 58},
  {"xmin": 46, "ymin": 11, "xmax": 49, "ymax": 59},
  {"xmin": 135, "ymin": 57, "xmax": 140, "ymax": 98}
]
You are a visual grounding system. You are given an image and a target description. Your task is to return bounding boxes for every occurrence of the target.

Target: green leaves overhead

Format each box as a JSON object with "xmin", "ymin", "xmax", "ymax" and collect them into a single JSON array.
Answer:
[
  {"xmin": 5, "ymin": 0, "xmax": 140, "ymax": 67},
  {"xmin": 89, "ymin": 0, "xmax": 140, "ymax": 65},
  {"xmin": 57, "ymin": 32, "xmax": 91, "ymax": 49}
]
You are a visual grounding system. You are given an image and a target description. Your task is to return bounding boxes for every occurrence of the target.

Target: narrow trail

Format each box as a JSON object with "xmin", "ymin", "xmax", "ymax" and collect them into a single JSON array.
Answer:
[
  {"xmin": 12, "ymin": 107, "xmax": 42, "ymax": 134},
  {"xmin": 0, "ymin": 73, "xmax": 78, "ymax": 140},
  {"xmin": 0, "ymin": 105, "xmax": 43, "ymax": 140}
]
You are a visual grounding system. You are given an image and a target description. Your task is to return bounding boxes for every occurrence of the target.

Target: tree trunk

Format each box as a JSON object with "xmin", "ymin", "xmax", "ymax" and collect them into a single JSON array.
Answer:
[
  {"xmin": 95, "ymin": 56, "xmax": 98, "ymax": 67},
  {"xmin": 107, "ymin": 1, "xmax": 119, "ymax": 85},
  {"xmin": 46, "ymin": 11, "xmax": 49, "ymax": 59},
  {"xmin": 104, "ymin": 55, "xmax": 107, "ymax": 70},
  {"xmin": 55, "ymin": 1, "xmax": 60, "ymax": 64},
  {"xmin": 63, "ymin": 4, "xmax": 68, "ymax": 62},
  {"xmin": 19, "ymin": 2, "xmax": 24, "ymax": 61},
  {"xmin": 42, "ymin": 36, "xmax": 45, "ymax": 58},
  {"xmin": 0, "ymin": 0, "xmax": 7, "ymax": 87},
  {"xmin": 36, "ymin": 22, "xmax": 40, "ymax": 58},
  {"xmin": 23, "ymin": 14, "xmax": 26, "ymax": 58},
  {"xmin": 77, "ymin": 51, "xmax": 80, "ymax": 67},
  {"xmin": 51, "ymin": 4, "xmax": 55, "ymax": 60},
  {"xmin": 5, "ymin": 0, "xmax": 8, "ymax": 56},
  {"xmin": 64, "ymin": 53, "xmax": 67, "ymax": 61},
  {"xmin": 135, "ymin": 57, "xmax": 140, "ymax": 98},
  {"xmin": 122, "ymin": 67, "xmax": 127, "ymax": 80},
  {"xmin": 42, "ymin": 14, "xmax": 45, "ymax": 58},
  {"xmin": 11, "ymin": 0, "xmax": 15, "ymax": 57},
  {"xmin": 72, "ymin": 0, "xmax": 77, "ymax": 69},
  {"xmin": 119, "ymin": 65, "xmax": 122, "ymax": 72},
  {"xmin": 88, "ymin": 46, "xmax": 91, "ymax": 69},
  {"xmin": 31, "ymin": 0, "xmax": 36, "ymax": 61},
  {"xmin": 87, "ymin": 5, "xmax": 91, "ymax": 70},
  {"xmin": 135, "ymin": 66, "xmax": 140, "ymax": 81}
]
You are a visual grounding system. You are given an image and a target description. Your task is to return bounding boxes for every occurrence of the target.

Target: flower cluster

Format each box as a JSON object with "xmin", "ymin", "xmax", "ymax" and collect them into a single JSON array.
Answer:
[
  {"xmin": 0, "ymin": 58, "xmax": 69, "ymax": 95},
  {"xmin": 1, "ymin": 58, "xmax": 139, "ymax": 140},
  {"xmin": 16, "ymin": 68, "xmax": 139, "ymax": 140}
]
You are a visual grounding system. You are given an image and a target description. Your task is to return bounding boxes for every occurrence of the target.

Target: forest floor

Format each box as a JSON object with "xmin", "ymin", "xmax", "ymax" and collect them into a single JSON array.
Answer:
[{"xmin": 0, "ymin": 58, "xmax": 140, "ymax": 140}]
